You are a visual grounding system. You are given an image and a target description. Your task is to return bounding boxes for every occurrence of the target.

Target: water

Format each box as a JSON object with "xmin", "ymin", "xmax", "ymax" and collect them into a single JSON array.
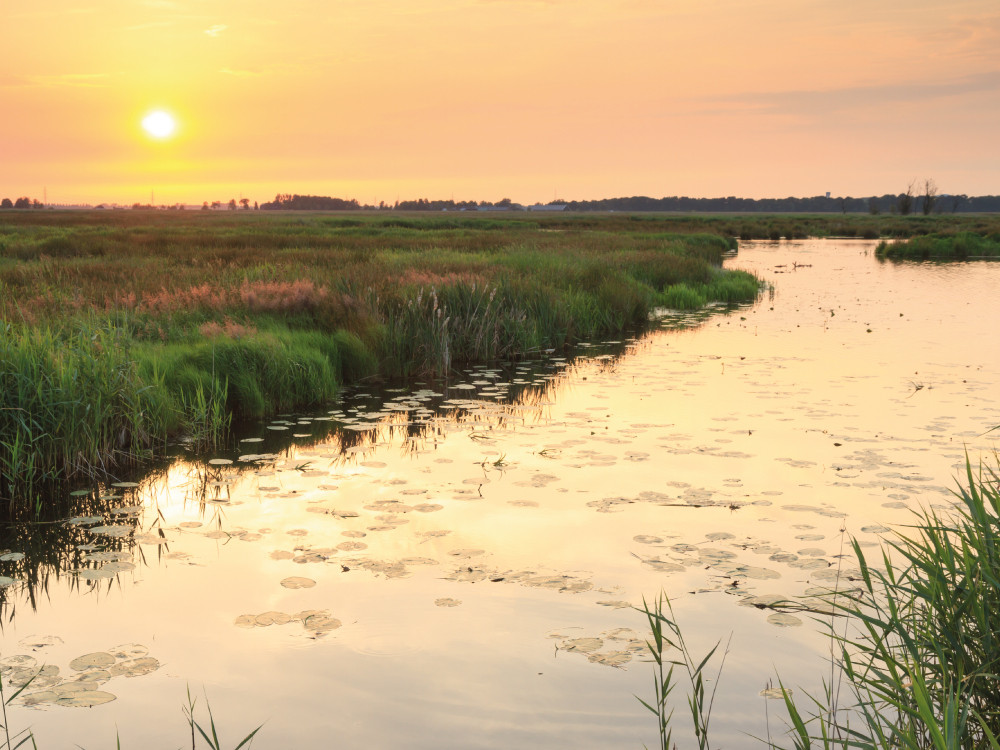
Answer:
[{"xmin": 2, "ymin": 239, "xmax": 999, "ymax": 748}]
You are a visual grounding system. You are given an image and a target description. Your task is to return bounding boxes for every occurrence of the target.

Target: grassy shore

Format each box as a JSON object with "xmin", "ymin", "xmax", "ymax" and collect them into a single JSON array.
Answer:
[
  {"xmin": 0, "ymin": 211, "xmax": 762, "ymax": 506},
  {"xmin": 876, "ymin": 230, "xmax": 1000, "ymax": 259}
]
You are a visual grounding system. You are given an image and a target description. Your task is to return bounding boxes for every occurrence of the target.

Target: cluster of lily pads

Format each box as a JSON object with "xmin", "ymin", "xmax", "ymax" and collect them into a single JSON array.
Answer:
[{"xmin": 1, "ymin": 638, "xmax": 159, "ymax": 708}]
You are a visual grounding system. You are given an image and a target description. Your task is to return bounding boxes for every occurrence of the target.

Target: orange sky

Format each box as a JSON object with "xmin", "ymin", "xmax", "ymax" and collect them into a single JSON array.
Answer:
[{"xmin": 2, "ymin": 0, "xmax": 998, "ymax": 206}]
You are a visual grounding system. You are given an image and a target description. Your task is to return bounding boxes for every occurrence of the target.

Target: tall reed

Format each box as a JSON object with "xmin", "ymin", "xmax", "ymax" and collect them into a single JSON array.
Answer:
[
  {"xmin": 636, "ymin": 456, "xmax": 1000, "ymax": 750},
  {"xmin": 772, "ymin": 457, "xmax": 1000, "ymax": 749}
]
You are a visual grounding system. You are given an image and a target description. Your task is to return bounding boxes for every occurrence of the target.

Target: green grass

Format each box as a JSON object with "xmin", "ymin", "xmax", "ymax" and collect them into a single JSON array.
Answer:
[
  {"xmin": 0, "ymin": 212, "xmax": 762, "ymax": 508},
  {"xmin": 875, "ymin": 231, "xmax": 1000, "ymax": 259}
]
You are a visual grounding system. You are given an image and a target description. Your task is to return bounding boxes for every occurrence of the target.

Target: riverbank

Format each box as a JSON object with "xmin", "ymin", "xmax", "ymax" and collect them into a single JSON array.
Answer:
[{"xmin": 1, "ymin": 212, "xmax": 761, "ymax": 506}]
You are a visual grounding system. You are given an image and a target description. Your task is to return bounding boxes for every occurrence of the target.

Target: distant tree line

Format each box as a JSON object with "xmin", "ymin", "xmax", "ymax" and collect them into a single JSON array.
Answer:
[
  {"xmin": 0, "ymin": 197, "xmax": 45, "ymax": 209},
  {"xmin": 4, "ymin": 186, "xmax": 1000, "ymax": 213},
  {"xmin": 258, "ymin": 195, "xmax": 525, "ymax": 211},
  {"xmin": 562, "ymin": 191, "xmax": 1000, "ymax": 214},
  {"xmin": 245, "ymin": 191, "xmax": 1000, "ymax": 214},
  {"xmin": 260, "ymin": 194, "xmax": 361, "ymax": 211}
]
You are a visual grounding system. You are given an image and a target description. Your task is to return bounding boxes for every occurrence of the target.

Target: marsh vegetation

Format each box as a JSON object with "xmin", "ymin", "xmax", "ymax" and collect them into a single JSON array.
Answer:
[
  {"xmin": 0, "ymin": 212, "xmax": 762, "ymax": 507},
  {"xmin": 876, "ymin": 231, "xmax": 1000, "ymax": 260}
]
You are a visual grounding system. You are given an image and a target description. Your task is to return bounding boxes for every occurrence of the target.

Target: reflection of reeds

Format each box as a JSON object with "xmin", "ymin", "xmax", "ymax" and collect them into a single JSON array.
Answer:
[{"xmin": 0, "ymin": 484, "xmax": 148, "ymax": 622}]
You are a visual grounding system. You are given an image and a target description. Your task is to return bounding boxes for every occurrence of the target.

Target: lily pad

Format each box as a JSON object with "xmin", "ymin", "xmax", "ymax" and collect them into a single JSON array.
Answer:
[
  {"xmin": 18, "ymin": 635, "xmax": 63, "ymax": 650},
  {"xmin": 109, "ymin": 644, "xmax": 148, "ymax": 660},
  {"xmin": 69, "ymin": 652, "xmax": 115, "ymax": 671},
  {"xmin": 88, "ymin": 525, "xmax": 133, "ymax": 538},
  {"xmin": 447, "ymin": 549, "xmax": 485, "ymax": 559},
  {"xmin": 280, "ymin": 576, "xmax": 316, "ymax": 589},
  {"xmin": 336, "ymin": 541, "xmax": 367, "ymax": 552},
  {"xmin": 302, "ymin": 614, "xmax": 341, "ymax": 634},
  {"xmin": 632, "ymin": 535, "xmax": 663, "ymax": 545},
  {"xmin": 434, "ymin": 598, "xmax": 462, "ymax": 607},
  {"xmin": 76, "ymin": 569, "xmax": 115, "ymax": 581},
  {"xmin": 766, "ymin": 613, "xmax": 803, "ymax": 627},
  {"xmin": 0, "ymin": 655, "xmax": 37, "ymax": 669},
  {"xmin": 561, "ymin": 637, "xmax": 603, "ymax": 653},
  {"xmin": 109, "ymin": 657, "xmax": 159, "ymax": 677},
  {"xmin": 55, "ymin": 689, "xmax": 117, "ymax": 706},
  {"xmin": 588, "ymin": 651, "xmax": 632, "ymax": 667}
]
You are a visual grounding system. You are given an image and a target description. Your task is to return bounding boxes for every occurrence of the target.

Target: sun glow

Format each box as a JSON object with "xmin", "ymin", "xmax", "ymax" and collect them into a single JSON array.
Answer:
[{"xmin": 142, "ymin": 110, "xmax": 176, "ymax": 139}]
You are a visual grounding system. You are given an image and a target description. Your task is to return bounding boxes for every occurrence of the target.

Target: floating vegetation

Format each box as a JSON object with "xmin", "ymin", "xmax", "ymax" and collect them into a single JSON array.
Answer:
[
  {"xmin": 235, "ymin": 608, "xmax": 341, "ymax": 636},
  {"xmin": 552, "ymin": 626, "xmax": 647, "ymax": 669},
  {"xmin": 2, "ymin": 642, "xmax": 162, "ymax": 708},
  {"xmin": 279, "ymin": 576, "xmax": 316, "ymax": 589},
  {"xmin": 765, "ymin": 612, "xmax": 803, "ymax": 627}
]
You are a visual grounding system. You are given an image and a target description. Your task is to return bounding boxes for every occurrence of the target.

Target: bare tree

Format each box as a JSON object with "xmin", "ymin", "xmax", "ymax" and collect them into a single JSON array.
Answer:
[
  {"xmin": 897, "ymin": 180, "xmax": 916, "ymax": 216},
  {"xmin": 922, "ymin": 178, "xmax": 938, "ymax": 215}
]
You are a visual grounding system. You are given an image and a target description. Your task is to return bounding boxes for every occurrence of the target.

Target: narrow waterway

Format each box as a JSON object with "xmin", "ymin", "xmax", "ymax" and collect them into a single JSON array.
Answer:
[{"xmin": 2, "ymin": 239, "xmax": 998, "ymax": 749}]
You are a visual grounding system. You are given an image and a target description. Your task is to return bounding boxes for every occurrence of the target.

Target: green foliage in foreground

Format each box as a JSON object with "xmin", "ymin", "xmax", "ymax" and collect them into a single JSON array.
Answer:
[
  {"xmin": 640, "ymin": 457, "xmax": 1000, "ymax": 749},
  {"xmin": 0, "ymin": 213, "xmax": 761, "ymax": 506},
  {"xmin": 0, "ymin": 682, "xmax": 262, "ymax": 750},
  {"xmin": 876, "ymin": 231, "xmax": 1000, "ymax": 259}
]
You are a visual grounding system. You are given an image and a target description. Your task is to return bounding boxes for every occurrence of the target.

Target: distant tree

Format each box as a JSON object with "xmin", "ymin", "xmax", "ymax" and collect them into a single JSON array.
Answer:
[
  {"xmin": 950, "ymin": 194, "xmax": 968, "ymax": 213},
  {"xmin": 14, "ymin": 197, "xmax": 31, "ymax": 208},
  {"xmin": 228, "ymin": 199, "xmax": 237, "ymax": 211},
  {"xmin": 239, "ymin": 198, "xmax": 250, "ymax": 210},
  {"xmin": 868, "ymin": 197, "xmax": 881, "ymax": 215},
  {"xmin": 202, "ymin": 201, "xmax": 210, "ymax": 211},
  {"xmin": 0, "ymin": 198, "xmax": 12, "ymax": 209},
  {"xmin": 211, "ymin": 201, "xmax": 221, "ymax": 210},
  {"xmin": 32, "ymin": 199, "xmax": 44, "ymax": 209},
  {"xmin": 921, "ymin": 178, "xmax": 938, "ymax": 215},
  {"xmin": 897, "ymin": 180, "xmax": 916, "ymax": 216},
  {"xmin": 253, "ymin": 200, "xmax": 258, "ymax": 210}
]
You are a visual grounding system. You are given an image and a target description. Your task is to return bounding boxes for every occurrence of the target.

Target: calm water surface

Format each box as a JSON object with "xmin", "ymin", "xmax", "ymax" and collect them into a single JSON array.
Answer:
[{"xmin": 2, "ymin": 240, "xmax": 999, "ymax": 748}]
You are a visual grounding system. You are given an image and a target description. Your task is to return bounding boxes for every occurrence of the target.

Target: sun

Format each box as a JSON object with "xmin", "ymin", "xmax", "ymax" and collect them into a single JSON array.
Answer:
[{"xmin": 142, "ymin": 110, "xmax": 177, "ymax": 139}]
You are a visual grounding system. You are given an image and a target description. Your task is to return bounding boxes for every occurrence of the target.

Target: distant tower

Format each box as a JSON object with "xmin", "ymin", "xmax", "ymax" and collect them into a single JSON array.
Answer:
[{"xmin": 826, "ymin": 192, "xmax": 831, "ymax": 199}]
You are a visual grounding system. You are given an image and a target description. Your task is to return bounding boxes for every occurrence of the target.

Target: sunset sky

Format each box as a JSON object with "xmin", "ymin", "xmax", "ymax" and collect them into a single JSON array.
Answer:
[{"xmin": 2, "ymin": 0, "xmax": 998, "ymax": 206}]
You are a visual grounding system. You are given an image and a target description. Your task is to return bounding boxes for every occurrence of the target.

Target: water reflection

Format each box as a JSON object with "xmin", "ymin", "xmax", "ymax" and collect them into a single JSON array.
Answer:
[{"xmin": 3, "ymin": 240, "xmax": 999, "ymax": 749}]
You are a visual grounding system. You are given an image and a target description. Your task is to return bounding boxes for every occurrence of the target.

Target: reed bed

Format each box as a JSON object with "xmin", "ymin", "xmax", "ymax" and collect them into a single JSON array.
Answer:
[
  {"xmin": 1, "ymin": 212, "xmax": 761, "ymax": 508},
  {"xmin": 640, "ymin": 456, "xmax": 1000, "ymax": 750},
  {"xmin": 875, "ymin": 231, "xmax": 1000, "ymax": 260}
]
